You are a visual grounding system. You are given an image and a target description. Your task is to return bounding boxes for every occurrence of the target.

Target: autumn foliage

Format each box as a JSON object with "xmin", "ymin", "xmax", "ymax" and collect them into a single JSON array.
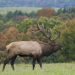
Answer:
[
  {"xmin": 37, "ymin": 8, "xmax": 55, "ymax": 18},
  {"xmin": 0, "ymin": 7, "xmax": 75, "ymax": 63}
]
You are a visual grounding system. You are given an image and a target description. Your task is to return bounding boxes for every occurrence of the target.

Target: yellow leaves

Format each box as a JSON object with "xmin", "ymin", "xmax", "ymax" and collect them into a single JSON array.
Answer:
[
  {"xmin": 66, "ymin": 19, "xmax": 75, "ymax": 32},
  {"xmin": 57, "ymin": 19, "xmax": 75, "ymax": 34},
  {"xmin": 53, "ymin": 19, "xmax": 75, "ymax": 43},
  {"xmin": 63, "ymin": 19, "xmax": 75, "ymax": 33}
]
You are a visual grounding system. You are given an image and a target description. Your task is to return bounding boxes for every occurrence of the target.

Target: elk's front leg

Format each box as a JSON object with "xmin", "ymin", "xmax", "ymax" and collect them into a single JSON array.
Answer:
[
  {"xmin": 32, "ymin": 58, "xmax": 36, "ymax": 70},
  {"xmin": 37, "ymin": 58, "xmax": 42, "ymax": 68}
]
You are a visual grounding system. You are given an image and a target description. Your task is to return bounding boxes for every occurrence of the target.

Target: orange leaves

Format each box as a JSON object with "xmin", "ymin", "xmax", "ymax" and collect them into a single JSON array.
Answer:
[
  {"xmin": 37, "ymin": 8, "xmax": 55, "ymax": 18},
  {"xmin": 6, "ymin": 26, "xmax": 19, "ymax": 37},
  {"xmin": 0, "ymin": 26, "xmax": 26, "ymax": 50},
  {"xmin": 0, "ymin": 33, "xmax": 8, "ymax": 50},
  {"xmin": 0, "ymin": 33, "xmax": 7, "ymax": 41},
  {"xmin": 5, "ymin": 26, "xmax": 19, "ymax": 42}
]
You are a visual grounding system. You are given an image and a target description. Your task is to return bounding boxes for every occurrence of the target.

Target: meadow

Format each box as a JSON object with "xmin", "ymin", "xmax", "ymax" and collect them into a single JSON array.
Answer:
[
  {"xmin": 0, "ymin": 7, "xmax": 42, "ymax": 14},
  {"xmin": 0, "ymin": 63, "xmax": 75, "ymax": 75}
]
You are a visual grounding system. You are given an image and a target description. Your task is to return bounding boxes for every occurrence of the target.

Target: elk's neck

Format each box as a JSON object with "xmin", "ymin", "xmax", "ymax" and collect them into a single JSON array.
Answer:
[
  {"xmin": 40, "ymin": 42, "xmax": 59, "ymax": 56},
  {"xmin": 40, "ymin": 43, "xmax": 52, "ymax": 56}
]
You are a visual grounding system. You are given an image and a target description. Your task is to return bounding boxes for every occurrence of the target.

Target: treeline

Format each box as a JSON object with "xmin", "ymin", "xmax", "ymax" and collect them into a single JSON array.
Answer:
[{"xmin": 0, "ymin": 7, "xmax": 75, "ymax": 63}]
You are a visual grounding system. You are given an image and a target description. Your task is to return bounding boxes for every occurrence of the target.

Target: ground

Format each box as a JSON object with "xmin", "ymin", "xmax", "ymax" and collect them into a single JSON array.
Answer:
[{"xmin": 0, "ymin": 63, "xmax": 75, "ymax": 75}]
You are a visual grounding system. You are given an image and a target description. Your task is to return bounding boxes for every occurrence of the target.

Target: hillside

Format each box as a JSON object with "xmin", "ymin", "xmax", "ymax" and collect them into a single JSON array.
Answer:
[{"xmin": 0, "ymin": 0, "xmax": 75, "ymax": 8}]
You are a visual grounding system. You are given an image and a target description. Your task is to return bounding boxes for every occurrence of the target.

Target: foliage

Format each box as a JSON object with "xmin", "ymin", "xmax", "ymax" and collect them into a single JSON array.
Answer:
[
  {"xmin": 37, "ymin": 8, "xmax": 55, "ymax": 18},
  {"xmin": 57, "ymin": 7, "xmax": 75, "ymax": 20},
  {"xmin": 0, "ymin": 7, "xmax": 75, "ymax": 63},
  {"xmin": 54, "ymin": 19, "xmax": 75, "ymax": 61},
  {"xmin": 16, "ymin": 18, "xmax": 36, "ymax": 32}
]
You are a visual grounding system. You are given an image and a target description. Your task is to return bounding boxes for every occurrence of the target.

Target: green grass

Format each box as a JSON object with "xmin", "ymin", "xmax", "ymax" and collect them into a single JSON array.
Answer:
[
  {"xmin": 0, "ymin": 7, "xmax": 42, "ymax": 15},
  {"xmin": 0, "ymin": 63, "xmax": 75, "ymax": 75}
]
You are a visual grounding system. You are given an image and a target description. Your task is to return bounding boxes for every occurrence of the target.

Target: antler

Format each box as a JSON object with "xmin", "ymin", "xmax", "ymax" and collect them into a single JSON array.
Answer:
[
  {"xmin": 53, "ymin": 32, "xmax": 60, "ymax": 41},
  {"xmin": 30, "ymin": 24, "xmax": 60, "ymax": 41},
  {"xmin": 37, "ymin": 24, "xmax": 51, "ymax": 40}
]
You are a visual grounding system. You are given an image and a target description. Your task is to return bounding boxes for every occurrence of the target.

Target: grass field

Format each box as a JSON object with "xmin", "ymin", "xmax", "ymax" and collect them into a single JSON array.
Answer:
[
  {"xmin": 0, "ymin": 7, "xmax": 42, "ymax": 14},
  {"xmin": 0, "ymin": 63, "xmax": 75, "ymax": 75}
]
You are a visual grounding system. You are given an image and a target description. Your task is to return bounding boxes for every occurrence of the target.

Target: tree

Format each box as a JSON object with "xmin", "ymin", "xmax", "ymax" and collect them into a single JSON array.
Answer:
[
  {"xmin": 16, "ymin": 18, "xmax": 36, "ymax": 32},
  {"xmin": 37, "ymin": 8, "xmax": 55, "ymax": 18},
  {"xmin": 38, "ymin": 16, "xmax": 62, "ymax": 29},
  {"xmin": 54, "ymin": 19, "xmax": 75, "ymax": 61},
  {"xmin": 5, "ymin": 26, "xmax": 20, "ymax": 43}
]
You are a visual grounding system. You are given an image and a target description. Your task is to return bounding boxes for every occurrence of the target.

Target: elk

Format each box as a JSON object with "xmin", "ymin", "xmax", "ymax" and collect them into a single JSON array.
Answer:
[{"xmin": 2, "ymin": 24, "xmax": 62, "ymax": 71}]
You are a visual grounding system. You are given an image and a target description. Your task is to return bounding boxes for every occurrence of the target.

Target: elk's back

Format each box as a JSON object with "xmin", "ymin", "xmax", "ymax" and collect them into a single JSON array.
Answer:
[{"xmin": 6, "ymin": 41, "xmax": 42, "ymax": 55}]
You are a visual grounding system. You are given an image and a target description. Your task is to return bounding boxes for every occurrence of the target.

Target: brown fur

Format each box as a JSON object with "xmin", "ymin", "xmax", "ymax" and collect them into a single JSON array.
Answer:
[{"xmin": 2, "ymin": 41, "xmax": 61, "ymax": 71}]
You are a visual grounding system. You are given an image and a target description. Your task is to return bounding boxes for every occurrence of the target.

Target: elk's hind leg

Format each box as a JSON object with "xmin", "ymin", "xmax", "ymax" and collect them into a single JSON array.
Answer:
[
  {"xmin": 2, "ymin": 55, "xmax": 11, "ymax": 71},
  {"xmin": 2, "ymin": 54, "xmax": 16, "ymax": 71},
  {"xmin": 10, "ymin": 55, "xmax": 17, "ymax": 70}
]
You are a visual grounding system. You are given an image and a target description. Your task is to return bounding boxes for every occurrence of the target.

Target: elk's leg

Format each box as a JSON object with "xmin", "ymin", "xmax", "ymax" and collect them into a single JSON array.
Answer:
[
  {"xmin": 37, "ymin": 58, "xmax": 42, "ymax": 68},
  {"xmin": 2, "ymin": 56, "xmax": 11, "ymax": 71},
  {"xmin": 32, "ymin": 58, "xmax": 36, "ymax": 70},
  {"xmin": 2, "ymin": 54, "xmax": 16, "ymax": 71},
  {"xmin": 10, "ymin": 55, "xmax": 17, "ymax": 70}
]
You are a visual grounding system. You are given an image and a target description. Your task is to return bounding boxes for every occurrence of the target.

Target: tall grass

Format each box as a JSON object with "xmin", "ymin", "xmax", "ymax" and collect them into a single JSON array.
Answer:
[{"xmin": 0, "ymin": 63, "xmax": 75, "ymax": 75}]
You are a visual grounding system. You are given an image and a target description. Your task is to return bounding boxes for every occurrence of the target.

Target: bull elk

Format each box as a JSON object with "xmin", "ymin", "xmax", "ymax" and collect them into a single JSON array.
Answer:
[{"xmin": 2, "ymin": 24, "xmax": 62, "ymax": 71}]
